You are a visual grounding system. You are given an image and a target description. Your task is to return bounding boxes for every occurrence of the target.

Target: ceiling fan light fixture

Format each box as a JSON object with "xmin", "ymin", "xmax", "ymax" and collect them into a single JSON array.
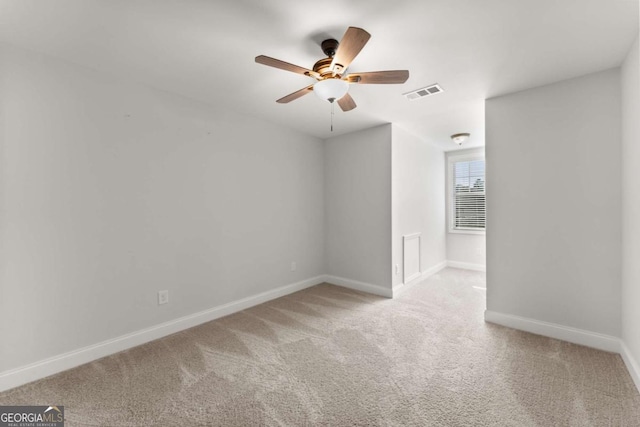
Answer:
[
  {"xmin": 451, "ymin": 133, "xmax": 470, "ymax": 145},
  {"xmin": 255, "ymin": 27, "xmax": 408, "ymax": 112},
  {"xmin": 314, "ymin": 79, "xmax": 349, "ymax": 103}
]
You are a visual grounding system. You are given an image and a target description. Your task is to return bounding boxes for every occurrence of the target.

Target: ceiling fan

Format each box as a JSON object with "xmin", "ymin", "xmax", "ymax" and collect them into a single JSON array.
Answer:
[{"xmin": 255, "ymin": 27, "xmax": 409, "ymax": 112}]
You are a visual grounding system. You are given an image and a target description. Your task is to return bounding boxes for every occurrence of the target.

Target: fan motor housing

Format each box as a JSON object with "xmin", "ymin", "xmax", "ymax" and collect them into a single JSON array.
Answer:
[
  {"xmin": 313, "ymin": 58, "xmax": 335, "ymax": 77},
  {"xmin": 314, "ymin": 39, "xmax": 347, "ymax": 77}
]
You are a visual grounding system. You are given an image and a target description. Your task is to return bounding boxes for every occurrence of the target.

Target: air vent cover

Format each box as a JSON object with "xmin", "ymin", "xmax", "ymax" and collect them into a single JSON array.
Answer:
[{"xmin": 404, "ymin": 84, "xmax": 444, "ymax": 100}]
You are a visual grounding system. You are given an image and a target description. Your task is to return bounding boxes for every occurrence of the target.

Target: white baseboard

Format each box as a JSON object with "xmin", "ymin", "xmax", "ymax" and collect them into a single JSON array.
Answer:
[
  {"xmin": 447, "ymin": 260, "xmax": 486, "ymax": 272},
  {"xmin": 620, "ymin": 341, "xmax": 640, "ymax": 393},
  {"xmin": 393, "ymin": 261, "xmax": 447, "ymax": 296},
  {"xmin": 422, "ymin": 261, "xmax": 448, "ymax": 279},
  {"xmin": 484, "ymin": 310, "xmax": 621, "ymax": 353},
  {"xmin": 404, "ymin": 272, "xmax": 421, "ymax": 284},
  {"xmin": 0, "ymin": 275, "xmax": 325, "ymax": 393},
  {"xmin": 324, "ymin": 275, "xmax": 393, "ymax": 298}
]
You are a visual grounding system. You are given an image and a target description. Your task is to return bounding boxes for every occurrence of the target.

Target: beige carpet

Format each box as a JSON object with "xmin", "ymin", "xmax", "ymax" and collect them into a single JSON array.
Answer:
[{"xmin": 1, "ymin": 268, "xmax": 639, "ymax": 426}]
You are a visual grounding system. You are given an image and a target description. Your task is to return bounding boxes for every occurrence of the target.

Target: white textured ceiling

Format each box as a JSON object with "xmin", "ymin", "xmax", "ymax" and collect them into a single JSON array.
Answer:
[{"xmin": 0, "ymin": 0, "xmax": 637, "ymax": 150}]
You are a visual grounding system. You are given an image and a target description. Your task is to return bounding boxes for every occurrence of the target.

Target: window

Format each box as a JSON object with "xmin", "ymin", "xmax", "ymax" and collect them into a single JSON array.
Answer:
[{"xmin": 448, "ymin": 155, "xmax": 485, "ymax": 233}]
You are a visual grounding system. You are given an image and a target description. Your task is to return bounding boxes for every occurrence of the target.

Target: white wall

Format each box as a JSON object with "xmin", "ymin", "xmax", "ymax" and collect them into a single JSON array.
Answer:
[
  {"xmin": 445, "ymin": 147, "xmax": 486, "ymax": 269},
  {"xmin": 0, "ymin": 44, "xmax": 325, "ymax": 373},
  {"xmin": 485, "ymin": 69, "xmax": 622, "ymax": 337},
  {"xmin": 622, "ymin": 34, "xmax": 640, "ymax": 380},
  {"xmin": 0, "ymin": 48, "xmax": 6, "ymax": 370},
  {"xmin": 391, "ymin": 125, "xmax": 446, "ymax": 288},
  {"xmin": 324, "ymin": 125, "xmax": 392, "ymax": 293}
]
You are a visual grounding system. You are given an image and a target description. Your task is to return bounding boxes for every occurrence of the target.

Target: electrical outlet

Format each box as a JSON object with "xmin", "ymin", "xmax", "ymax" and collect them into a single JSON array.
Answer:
[
  {"xmin": 158, "ymin": 290, "xmax": 169, "ymax": 305},
  {"xmin": 291, "ymin": 261, "xmax": 296, "ymax": 272}
]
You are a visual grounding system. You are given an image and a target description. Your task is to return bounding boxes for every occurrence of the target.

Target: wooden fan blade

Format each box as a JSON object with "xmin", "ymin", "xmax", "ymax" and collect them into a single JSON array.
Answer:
[
  {"xmin": 255, "ymin": 55, "xmax": 318, "ymax": 78},
  {"xmin": 337, "ymin": 93, "xmax": 357, "ymax": 112},
  {"xmin": 331, "ymin": 27, "xmax": 371, "ymax": 74},
  {"xmin": 346, "ymin": 70, "xmax": 410, "ymax": 84},
  {"xmin": 276, "ymin": 85, "xmax": 314, "ymax": 103}
]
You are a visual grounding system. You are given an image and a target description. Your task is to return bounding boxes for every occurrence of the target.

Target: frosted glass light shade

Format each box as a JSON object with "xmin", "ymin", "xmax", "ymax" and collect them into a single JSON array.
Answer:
[
  {"xmin": 451, "ymin": 133, "xmax": 470, "ymax": 145},
  {"xmin": 314, "ymin": 79, "xmax": 349, "ymax": 103}
]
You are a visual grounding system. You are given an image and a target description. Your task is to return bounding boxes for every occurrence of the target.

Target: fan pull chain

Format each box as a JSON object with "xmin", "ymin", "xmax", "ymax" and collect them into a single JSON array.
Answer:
[{"xmin": 331, "ymin": 101, "xmax": 334, "ymax": 132}]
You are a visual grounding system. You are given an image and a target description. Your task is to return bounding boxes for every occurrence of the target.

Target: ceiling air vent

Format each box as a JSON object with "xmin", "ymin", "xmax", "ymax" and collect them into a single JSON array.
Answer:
[{"xmin": 404, "ymin": 84, "xmax": 444, "ymax": 100}]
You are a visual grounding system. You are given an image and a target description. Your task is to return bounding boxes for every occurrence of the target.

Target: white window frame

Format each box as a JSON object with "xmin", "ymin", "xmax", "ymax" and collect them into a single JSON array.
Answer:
[{"xmin": 447, "ymin": 152, "xmax": 485, "ymax": 235}]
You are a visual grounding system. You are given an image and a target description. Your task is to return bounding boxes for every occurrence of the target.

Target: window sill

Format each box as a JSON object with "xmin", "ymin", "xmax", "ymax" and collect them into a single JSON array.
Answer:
[{"xmin": 449, "ymin": 228, "xmax": 485, "ymax": 236}]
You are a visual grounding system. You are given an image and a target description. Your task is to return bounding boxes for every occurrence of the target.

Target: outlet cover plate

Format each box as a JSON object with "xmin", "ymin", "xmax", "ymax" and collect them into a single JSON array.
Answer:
[{"xmin": 158, "ymin": 290, "xmax": 169, "ymax": 305}]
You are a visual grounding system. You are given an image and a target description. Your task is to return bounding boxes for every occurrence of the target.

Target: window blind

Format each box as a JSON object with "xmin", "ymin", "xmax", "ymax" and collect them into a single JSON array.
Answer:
[{"xmin": 453, "ymin": 160, "xmax": 485, "ymax": 229}]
